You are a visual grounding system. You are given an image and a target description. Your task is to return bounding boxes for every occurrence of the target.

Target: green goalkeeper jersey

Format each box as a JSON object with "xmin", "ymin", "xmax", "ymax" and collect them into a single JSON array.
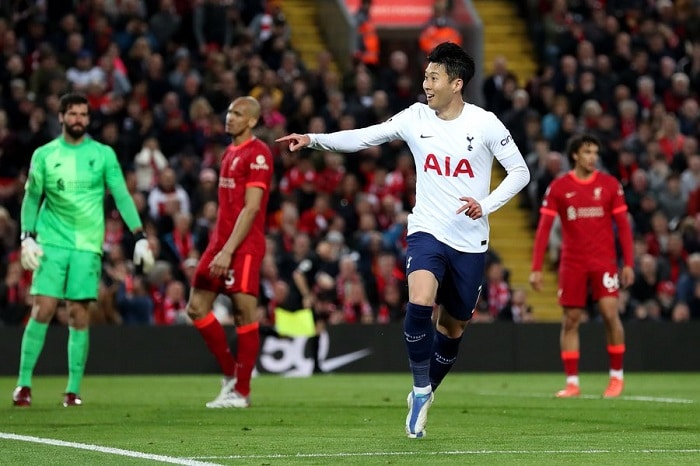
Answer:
[{"xmin": 21, "ymin": 135, "xmax": 142, "ymax": 254}]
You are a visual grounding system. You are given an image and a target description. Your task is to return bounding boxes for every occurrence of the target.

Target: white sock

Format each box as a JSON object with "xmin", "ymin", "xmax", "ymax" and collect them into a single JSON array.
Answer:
[
  {"xmin": 609, "ymin": 369, "xmax": 623, "ymax": 380},
  {"xmin": 566, "ymin": 376, "xmax": 580, "ymax": 386},
  {"xmin": 413, "ymin": 385, "xmax": 432, "ymax": 396}
]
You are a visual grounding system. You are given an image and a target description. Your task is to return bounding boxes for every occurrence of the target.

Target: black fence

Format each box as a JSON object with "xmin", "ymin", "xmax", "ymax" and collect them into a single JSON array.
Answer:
[{"xmin": 0, "ymin": 322, "xmax": 698, "ymax": 376}]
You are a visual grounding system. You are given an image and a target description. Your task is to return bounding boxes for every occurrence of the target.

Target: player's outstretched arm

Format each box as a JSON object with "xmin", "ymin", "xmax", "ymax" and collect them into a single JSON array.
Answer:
[{"xmin": 276, "ymin": 134, "xmax": 311, "ymax": 152}]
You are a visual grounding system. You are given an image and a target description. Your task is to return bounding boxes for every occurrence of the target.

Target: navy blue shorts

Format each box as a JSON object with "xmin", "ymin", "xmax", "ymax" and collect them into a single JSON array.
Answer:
[{"xmin": 405, "ymin": 231, "xmax": 486, "ymax": 321}]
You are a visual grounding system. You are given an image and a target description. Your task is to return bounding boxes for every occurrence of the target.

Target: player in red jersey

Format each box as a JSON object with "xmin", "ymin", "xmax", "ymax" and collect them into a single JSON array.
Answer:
[
  {"xmin": 530, "ymin": 134, "xmax": 635, "ymax": 398},
  {"xmin": 186, "ymin": 97, "xmax": 273, "ymax": 408}
]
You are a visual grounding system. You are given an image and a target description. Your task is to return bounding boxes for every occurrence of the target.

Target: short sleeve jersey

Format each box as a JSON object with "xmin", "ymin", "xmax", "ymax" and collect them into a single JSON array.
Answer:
[
  {"xmin": 214, "ymin": 137, "xmax": 273, "ymax": 255},
  {"xmin": 540, "ymin": 171, "xmax": 628, "ymax": 269}
]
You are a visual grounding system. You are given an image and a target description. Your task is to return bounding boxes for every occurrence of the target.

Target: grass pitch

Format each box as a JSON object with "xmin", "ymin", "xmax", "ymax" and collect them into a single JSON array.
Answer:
[{"xmin": 1, "ymin": 373, "xmax": 699, "ymax": 465}]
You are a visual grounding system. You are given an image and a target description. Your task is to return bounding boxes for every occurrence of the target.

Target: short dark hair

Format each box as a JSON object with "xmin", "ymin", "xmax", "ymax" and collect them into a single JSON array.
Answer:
[
  {"xmin": 426, "ymin": 42, "xmax": 475, "ymax": 86},
  {"xmin": 566, "ymin": 133, "xmax": 600, "ymax": 166},
  {"xmin": 58, "ymin": 93, "xmax": 89, "ymax": 114}
]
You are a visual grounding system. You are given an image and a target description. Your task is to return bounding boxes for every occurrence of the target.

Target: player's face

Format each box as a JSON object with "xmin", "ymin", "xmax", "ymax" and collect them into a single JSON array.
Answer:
[
  {"xmin": 225, "ymin": 101, "xmax": 253, "ymax": 138},
  {"xmin": 573, "ymin": 142, "xmax": 599, "ymax": 174},
  {"xmin": 423, "ymin": 62, "xmax": 461, "ymax": 112},
  {"xmin": 60, "ymin": 103, "xmax": 89, "ymax": 140}
]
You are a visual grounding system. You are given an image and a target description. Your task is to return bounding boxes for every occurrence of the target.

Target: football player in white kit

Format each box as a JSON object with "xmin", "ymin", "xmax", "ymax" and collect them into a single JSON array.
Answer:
[{"xmin": 277, "ymin": 42, "xmax": 529, "ymax": 438}]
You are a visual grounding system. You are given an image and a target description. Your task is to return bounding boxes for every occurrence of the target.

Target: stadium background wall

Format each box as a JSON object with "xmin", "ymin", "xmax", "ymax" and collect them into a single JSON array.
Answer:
[{"xmin": 0, "ymin": 323, "xmax": 698, "ymax": 376}]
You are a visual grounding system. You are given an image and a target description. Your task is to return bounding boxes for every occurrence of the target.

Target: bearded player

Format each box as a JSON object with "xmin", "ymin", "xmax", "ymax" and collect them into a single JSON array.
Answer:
[{"xmin": 13, "ymin": 92, "xmax": 154, "ymax": 407}]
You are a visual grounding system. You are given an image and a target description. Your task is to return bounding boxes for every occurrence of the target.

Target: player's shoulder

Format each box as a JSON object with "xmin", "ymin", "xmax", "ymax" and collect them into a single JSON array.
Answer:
[
  {"xmin": 250, "ymin": 137, "xmax": 273, "ymax": 154},
  {"xmin": 460, "ymin": 104, "xmax": 502, "ymax": 134},
  {"xmin": 596, "ymin": 170, "xmax": 621, "ymax": 185},
  {"xmin": 84, "ymin": 137, "xmax": 117, "ymax": 155},
  {"xmin": 463, "ymin": 103, "xmax": 496, "ymax": 119},
  {"xmin": 547, "ymin": 172, "xmax": 571, "ymax": 191},
  {"xmin": 32, "ymin": 138, "xmax": 58, "ymax": 157}
]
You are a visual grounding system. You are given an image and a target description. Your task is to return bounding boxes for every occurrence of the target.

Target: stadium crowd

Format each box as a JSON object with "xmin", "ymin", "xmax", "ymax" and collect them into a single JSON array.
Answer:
[{"xmin": 0, "ymin": 0, "xmax": 699, "ymax": 327}]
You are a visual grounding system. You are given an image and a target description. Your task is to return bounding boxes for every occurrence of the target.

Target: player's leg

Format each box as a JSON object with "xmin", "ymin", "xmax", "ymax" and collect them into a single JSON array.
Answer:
[
  {"xmin": 13, "ymin": 296, "xmax": 60, "ymax": 406},
  {"xmin": 556, "ymin": 267, "xmax": 588, "ymax": 397},
  {"xmin": 404, "ymin": 232, "xmax": 442, "ymax": 438},
  {"xmin": 14, "ymin": 245, "xmax": 67, "ymax": 406},
  {"xmin": 188, "ymin": 247, "xmax": 237, "ymax": 383},
  {"xmin": 229, "ymin": 292, "xmax": 260, "ymax": 407},
  {"xmin": 593, "ymin": 270, "xmax": 625, "ymax": 398},
  {"xmin": 557, "ymin": 307, "xmax": 585, "ymax": 397},
  {"xmin": 224, "ymin": 253, "xmax": 264, "ymax": 407},
  {"xmin": 429, "ymin": 249, "xmax": 484, "ymax": 392},
  {"xmin": 62, "ymin": 249, "xmax": 102, "ymax": 406},
  {"xmin": 63, "ymin": 300, "xmax": 91, "ymax": 406},
  {"xmin": 188, "ymin": 286, "xmax": 239, "ymax": 407},
  {"xmin": 431, "ymin": 308, "xmax": 468, "ymax": 392}
]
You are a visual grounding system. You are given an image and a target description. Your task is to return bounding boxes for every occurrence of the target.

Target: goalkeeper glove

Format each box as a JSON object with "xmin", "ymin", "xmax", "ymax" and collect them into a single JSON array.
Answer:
[
  {"xmin": 20, "ymin": 233, "xmax": 43, "ymax": 271},
  {"xmin": 132, "ymin": 231, "xmax": 155, "ymax": 272}
]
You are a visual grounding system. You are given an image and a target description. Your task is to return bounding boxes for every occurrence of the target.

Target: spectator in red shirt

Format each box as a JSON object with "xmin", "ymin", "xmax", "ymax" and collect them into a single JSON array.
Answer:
[{"xmin": 298, "ymin": 193, "xmax": 336, "ymax": 241}]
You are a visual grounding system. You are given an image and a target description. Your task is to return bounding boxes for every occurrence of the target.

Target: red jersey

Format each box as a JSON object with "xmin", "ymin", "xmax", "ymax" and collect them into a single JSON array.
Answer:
[
  {"xmin": 213, "ymin": 137, "xmax": 273, "ymax": 255},
  {"xmin": 533, "ymin": 171, "xmax": 633, "ymax": 270}
]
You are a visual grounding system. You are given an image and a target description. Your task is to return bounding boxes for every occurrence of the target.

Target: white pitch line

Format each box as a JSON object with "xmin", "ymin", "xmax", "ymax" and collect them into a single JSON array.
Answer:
[
  {"xmin": 0, "ymin": 432, "xmax": 221, "ymax": 466},
  {"xmin": 191, "ymin": 449, "xmax": 700, "ymax": 460},
  {"xmin": 475, "ymin": 391, "xmax": 696, "ymax": 404}
]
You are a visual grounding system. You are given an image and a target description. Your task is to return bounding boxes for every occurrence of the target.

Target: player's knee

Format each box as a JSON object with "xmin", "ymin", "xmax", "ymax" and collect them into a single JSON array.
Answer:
[
  {"xmin": 30, "ymin": 303, "xmax": 55, "ymax": 323},
  {"xmin": 186, "ymin": 300, "xmax": 207, "ymax": 321}
]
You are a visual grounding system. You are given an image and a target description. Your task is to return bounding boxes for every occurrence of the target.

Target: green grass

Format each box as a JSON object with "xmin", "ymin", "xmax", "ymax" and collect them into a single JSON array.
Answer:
[{"xmin": 1, "ymin": 373, "xmax": 699, "ymax": 465}]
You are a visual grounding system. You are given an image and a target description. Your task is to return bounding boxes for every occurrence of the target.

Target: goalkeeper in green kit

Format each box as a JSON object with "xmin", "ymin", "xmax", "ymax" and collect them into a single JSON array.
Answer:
[{"xmin": 12, "ymin": 93, "xmax": 154, "ymax": 407}]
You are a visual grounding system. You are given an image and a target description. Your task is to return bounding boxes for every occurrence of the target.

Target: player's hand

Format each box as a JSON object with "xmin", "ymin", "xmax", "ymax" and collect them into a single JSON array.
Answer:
[
  {"xmin": 529, "ymin": 271, "xmax": 543, "ymax": 291},
  {"xmin": 20, "ymin": 236, "xmax": 43, "ymax": 271},
  {"xmin": 275, "ymin": 133, "xmax": 311, "ymax": 152},
  {"xmin": 209, "ymin": 250, "xmax": 232, "ymax": 278},
  {"xmin": 620, "ymin": 265, "xmax": 634, "ymax": 288},
  {"xmin": 456, "ymin": 196, "xmax": 483, "ymax": 219},
  {"xmin": 133, "ymin": 233, "xmax": 155, "ymax": 273}
]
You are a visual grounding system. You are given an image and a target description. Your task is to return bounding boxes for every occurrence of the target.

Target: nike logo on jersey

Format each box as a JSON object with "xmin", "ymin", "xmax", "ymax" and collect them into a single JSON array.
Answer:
[
  {"xmin": 565, "ymin": 192, "xmax": 576, "ymax": 198},
  {"xmin": 420, "ymin": 134, "xmax": 434, "ymax": 138}
]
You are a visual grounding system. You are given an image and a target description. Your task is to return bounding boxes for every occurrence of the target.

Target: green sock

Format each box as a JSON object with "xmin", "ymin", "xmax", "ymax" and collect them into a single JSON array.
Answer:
[
  {"xmin": 17, "ymin": 319, "xmax": 49, "ymax": 388},
  {"xmin": 66, "ymin": 327, "xmax": 89, "ymax": 394}
]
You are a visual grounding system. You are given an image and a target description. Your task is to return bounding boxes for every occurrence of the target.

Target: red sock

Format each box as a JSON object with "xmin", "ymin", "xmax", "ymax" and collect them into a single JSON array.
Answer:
[
  {"xmin": 193, "ymin": 313, "xmax": 236, "ymax": 378},
  {"xmin": 607, "ymin": 344, "xmax": 625, "ymax": 372},
  {"xmin": 234, "ymin": 322, "xmax": 260, "ymax": 397},
  {"xmin": 561, "ymin": 350, "xmax": 580, "ymax": 378}
]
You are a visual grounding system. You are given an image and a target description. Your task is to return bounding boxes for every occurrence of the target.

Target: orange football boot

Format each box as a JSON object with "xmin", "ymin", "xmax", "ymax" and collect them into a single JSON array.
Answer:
[
  {"xmin": 603, "ymin": 377, "xmax": 624, "ymax": 398},
  {"xmin": 555, "ymin": 383, "xmax": 581, "ymax": 398}
]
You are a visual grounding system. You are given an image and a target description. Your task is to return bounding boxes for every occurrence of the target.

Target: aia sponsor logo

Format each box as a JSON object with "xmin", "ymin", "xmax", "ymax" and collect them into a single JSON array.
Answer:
[{"xmin": 423, "ymin": 154, "xmax": 474, "ymax": 177}]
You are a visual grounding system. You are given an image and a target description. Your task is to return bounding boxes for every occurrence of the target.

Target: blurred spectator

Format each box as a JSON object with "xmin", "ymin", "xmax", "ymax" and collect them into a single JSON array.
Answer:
[
  {"xmin": 116, "ymin": 272, "xmax": 154, "ymax": 325},
  {"xmin": 484, "ymin": 261, "xmax": 511, "ymax": 320},
  {"xmin": 418, "ymin": 0, "xmax": 462, "ymax": 57},
  {"xmin": 157, "ymin": 279, "xmax": 188, "ymax": 325},
  {"xmin": 0, "ymin": 258, "xmax": 31, "ymax": 325},
  {"xmin": 500, "ymin": 288, "xmax": 534, "ymax": 323},
  {"xmin": 353, "ymin": 0, "xmax": 379, "ymax": 68},
  {"xmin": 134, "ymin": 137, "xmax": 168, "ymax": 193},
  {"xmin": 675, "ymin": 252, "xmax": 700, "ymax": 319},
  {"xmin": 147, "ymin": 167, "xmax": 191, "ymax": 234},
  {"xmin": 192, "ymin": 0, "xmax": 237, "ymax": 56}
]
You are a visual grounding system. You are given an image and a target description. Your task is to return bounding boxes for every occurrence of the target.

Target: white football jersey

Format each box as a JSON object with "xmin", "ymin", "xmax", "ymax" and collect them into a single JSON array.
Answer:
[{"xmin": 308, "ymin": 102, "xmax": 529, "ymax": 252}]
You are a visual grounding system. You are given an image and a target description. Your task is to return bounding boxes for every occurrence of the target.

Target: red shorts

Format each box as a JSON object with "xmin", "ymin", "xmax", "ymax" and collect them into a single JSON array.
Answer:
[
  {"xmin": 192, "ymin": 245, "xmax": 262, "ymax": 297},
  {"xmin": 558, "ymin": 265, "xmax": 620, "ymax": 308}
]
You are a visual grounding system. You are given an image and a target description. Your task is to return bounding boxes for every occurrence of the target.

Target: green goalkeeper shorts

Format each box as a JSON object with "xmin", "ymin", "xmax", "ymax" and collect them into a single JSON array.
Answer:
[{"xmin": 30, "ymin": 244, "xmax": 101, "ymax": 300}]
